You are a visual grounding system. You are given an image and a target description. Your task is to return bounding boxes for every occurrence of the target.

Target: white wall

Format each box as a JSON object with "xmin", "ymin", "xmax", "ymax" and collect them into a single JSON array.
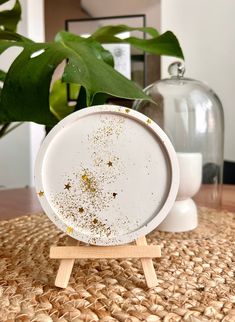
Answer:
[
  {"xmin": 0, "ymin": 124, "xmax": 31, "ymax": 189},
  {"xmin": 0, "ymin": 0, "xmax": 45, "ymax": 189},
  {"xmin": 81, "ymin": 0, "xmax": 161, "ymax": 30},
  {"xmin": 22, "ymin": 0, "xmax": 46, "ymax": 187},
  {"xmin": 161, "ymin": 0, "xmax": 235, "ymax": 162}
]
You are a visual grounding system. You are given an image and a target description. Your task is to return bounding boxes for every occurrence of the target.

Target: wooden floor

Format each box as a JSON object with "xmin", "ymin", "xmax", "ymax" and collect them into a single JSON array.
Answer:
[
  {"xmin": 222, "ymin": 184, "xmax": 235, "ymax": 210},
  {"xmin": 0, "ymin": 187, "xmax": 41, "ymax": 219},
  {"xmin": 0, "ymin": 185, "xmax": 234, "ymax": 220}
]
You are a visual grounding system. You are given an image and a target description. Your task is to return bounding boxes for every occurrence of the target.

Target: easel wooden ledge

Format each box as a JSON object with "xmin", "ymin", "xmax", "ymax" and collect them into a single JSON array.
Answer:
[{"xmin": 50, "ymin": 236, "xmax": 161, "ymax": 288}]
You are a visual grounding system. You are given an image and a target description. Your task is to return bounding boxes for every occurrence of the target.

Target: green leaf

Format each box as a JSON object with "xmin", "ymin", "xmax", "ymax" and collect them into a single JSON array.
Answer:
[
  {"xmin": 91, "ymin": 25, "xmax": 184, "ymax": 59},
  {"xmin": 92, "ymin": 92, "xmax": 109, "ymax": 106},
  {"xmin": 91, "ymin": 25, "xmax": 159, "ymax": 41},
  {"xmin": 0, "ymin": 122, "xmax": 10, "ymax": 138},
  {"xmin": 75, "ymin": 88, "xmax": 109, "ymax": 111},
  {"xmin": 0, "ymin": 69, "xmax": 6, "ymax": 81},
  {"xmin": 58, "ymin": 31, "xmax": 149, "ymax": 106},
  {"xmin": 0, "ymin": 31, "xmax": 33, "ymax": 57},
  {"xmin": 0, "ymin": 0, "xmax": 21, "ymax": 32},
  {"xmin": 0, "ymin": 43, "xmax": 66, "ymax": 125},
  {"xmin": 0, "ymin": 0, "xmax": 12, "ymax": 4},
  {"xmin": 70, "ymin": 83, "xmax": 81, "ymax": 100},
  {"xmin": 55, "ymin": 32, "xmax": 114, "ymax": 67},
  {"xmin": 0, "ymin": 23, "xmax": 184, "ymax": 126},
  {"xmin": 0, "ymin": 30, "xmax": 33, "ymax": 42},
  {"xmin": 0, "ymin": 32, "xmax": 150, "ymax": 125},
  {"xmin": 125, "ymin": 31, "xmax": 184, "ymax": 59},
  {"xmin": 50, "ymin": 79, "xmax": 77, "ymax": 120}
]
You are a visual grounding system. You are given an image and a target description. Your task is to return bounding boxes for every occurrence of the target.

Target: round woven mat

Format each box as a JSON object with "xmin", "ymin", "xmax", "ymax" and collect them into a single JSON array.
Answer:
[{"xmin": 0, "ymin": 208, "xmax": 234, "ymax": 322}]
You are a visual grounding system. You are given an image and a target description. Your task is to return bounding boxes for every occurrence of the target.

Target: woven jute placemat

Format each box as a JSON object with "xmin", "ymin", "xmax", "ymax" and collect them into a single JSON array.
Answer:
[{"xmin": 0, "ymin": 208, "xmax": 234, "ymax": 322}]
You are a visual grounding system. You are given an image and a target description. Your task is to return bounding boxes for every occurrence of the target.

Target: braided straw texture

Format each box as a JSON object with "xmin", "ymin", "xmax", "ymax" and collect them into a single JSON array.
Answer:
[{"xmin": 0, "ymin": 208, "xmax": 234, "ymax": 322}]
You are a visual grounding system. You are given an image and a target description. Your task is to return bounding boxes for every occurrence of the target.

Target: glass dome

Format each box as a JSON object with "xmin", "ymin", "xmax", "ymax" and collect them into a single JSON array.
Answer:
[{"xmin": 133, "ymin": 62, "xmax": 224, "ymax": 209}]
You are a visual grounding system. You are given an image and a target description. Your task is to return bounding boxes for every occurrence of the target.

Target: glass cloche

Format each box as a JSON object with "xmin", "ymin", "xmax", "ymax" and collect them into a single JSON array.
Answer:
[{"xmin": 133, "ymin": 62, "xmax": 224, "ymax": 211}]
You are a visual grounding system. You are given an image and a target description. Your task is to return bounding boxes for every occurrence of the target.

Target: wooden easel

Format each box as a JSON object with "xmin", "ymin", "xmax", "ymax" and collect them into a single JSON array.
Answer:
[{"xmin": 50, "ymin": 236, "xmax": 161, "ymax": 288}]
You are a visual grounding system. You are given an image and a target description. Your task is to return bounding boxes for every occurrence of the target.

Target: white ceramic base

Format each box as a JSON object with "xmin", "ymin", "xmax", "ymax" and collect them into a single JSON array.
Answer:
[{"xmin": 157, "ymin": 198, "xmax": 198, "ymax": 232}]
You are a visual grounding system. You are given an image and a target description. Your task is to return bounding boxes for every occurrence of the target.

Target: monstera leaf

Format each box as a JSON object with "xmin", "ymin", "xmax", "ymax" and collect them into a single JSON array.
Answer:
[
  {"xmin": 50, "ymin": 80, "xmax": 79, "ymax": 120},
  {"xmin": 0, "ymin": 32, "xmax": 151, "ymax": 125},
  {"xmin": 91, "ymin": 25, "xmax": 184, "ymax": 59},
  {"xmin": 92, "ymin": 25, "xmax": 160, "ymax": 39},
  {"xmin": 0, "ymin": 0, "xmax": 22, "ymax": 138},
  {"xmin": 0, "ymin": 25, "xmax": 184, "ymax": 126},
  {"xmin": 0, "ymin": 0, "xmax": 21, "ymax": 32},
  {"xmin": 0, "ymin": 70, "xmax": 6, "ymax": 82}
]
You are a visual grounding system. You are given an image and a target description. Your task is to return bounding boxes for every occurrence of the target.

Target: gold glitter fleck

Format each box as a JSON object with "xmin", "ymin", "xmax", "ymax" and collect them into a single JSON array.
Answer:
[
  {"xmin": 38, "ymin": 191, "xmax": 44, "ymax": 197},
  {"xmin": 147, "ymin": 118, "xmax": 152, "ymax": 124},
  {"xmin": 125, "ymin": 108, "xmax": 130, "ymax": 113},
  {"xmin": 107, "ymin": 161, "xmax": 113, "ymax": 167},
  {"xmin": 81, "ymin": 170, "xmax": 97, "ymax": 193},
  {"xmin": 78, "ymin": 207, "xmax": 84, "ymax": 213},
  {"xmin": 113, "ymin": 192, "xmax": 117, "ymax": 198},
  {"xmin": 82, "ymin": 174, "xmax": 88, "ymax": 181},
  {"xmin": 64, "ymin": 183, "xmax": 71, "ymax": 190},
  {"xmin": 66, "ymin": 226, "xmax": 73, "ymax": 234},
  {"xmin": 93, "ymin": 218, "xmax": 98, "ymax": 224}
]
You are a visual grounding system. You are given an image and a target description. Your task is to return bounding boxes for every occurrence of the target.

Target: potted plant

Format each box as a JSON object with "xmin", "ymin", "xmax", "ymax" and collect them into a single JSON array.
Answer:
[{"xmin": 0, "ymin": 0, "xmax": 184, "ymax": 135}]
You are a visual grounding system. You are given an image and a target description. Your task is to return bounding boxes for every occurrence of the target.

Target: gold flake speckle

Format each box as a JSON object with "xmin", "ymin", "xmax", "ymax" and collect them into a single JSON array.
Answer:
[
  {"xmin": 113, "ymin": 192, "xmax": 117, "ymax": 198},
  {"xmin": 107, "ymin": 161, "xmax": 113, "ymax": 167},
  {"xmin": 147, "ymin": 118, "xmax": 152, "ymax": 124},
  {"xmin": 82, "ymin": 174, "xmax": 88, "ymax": 182},
  {"xmin": 93, "ymin": 218, "xmax": 98, "ymax": 224},
  {"xmin": 81, "ymin": 170, "xmax": 97, "ymax": 193},
  {"xmin": 78, "ymin": 207, "xmax": 84, "ymax": 213},
  {"xmin": 64, "ymin": 183, "xmax": 71, "ymax": 190},
  {"xmin": 38, "ymin": 191, "xmax": 44, "ymax": 197},
  {"xmin": 125, "ymin": 108, "xmax": 130, "ymax": 113},
  {"xmin": 66, "ymin": 226, "xmax": 73, "ymax": 234}
]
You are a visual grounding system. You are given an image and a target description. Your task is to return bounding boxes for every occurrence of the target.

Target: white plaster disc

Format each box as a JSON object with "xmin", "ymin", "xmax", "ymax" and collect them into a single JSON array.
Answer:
[{"xmin": 35, "ymin": 105, "xmax": 179, "ymax": 245}]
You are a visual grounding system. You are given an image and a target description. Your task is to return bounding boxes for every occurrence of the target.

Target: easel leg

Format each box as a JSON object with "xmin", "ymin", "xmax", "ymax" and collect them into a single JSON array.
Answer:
[
  {"xmin": 52, "ymin": 236, "xmax": 160, "ymax": 289},
  {"xmin": 136, "ymin": 236, "xmax": 158, "ymax": 288},
  {"xmin": 55, "ymin": 237, "xmax": 78, "ymax": 288}
]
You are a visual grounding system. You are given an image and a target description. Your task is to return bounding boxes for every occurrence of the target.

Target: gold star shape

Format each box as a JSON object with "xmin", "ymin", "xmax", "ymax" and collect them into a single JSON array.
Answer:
[
  {"xmin": 113, "ymin": 192, "xmax": 117, "ymax": 198},
  {"xmin": 38, "ymin": 191, "xmax": 44, "ymax": 197},
  {"xmin": 147, "ymin": 118, "xmax": 152, "ymax": 124},
  {"xmin": 125, "ymin": 108, "xmax": 130, "ymax": 113},
  {"xmin": 66, "ymin": 226, "xmax": 73, "ymax": 234},
  {"xmin": 93, "ymin": 218, "xmax": 98, "ymax": 224},
  {"xmin": 64, "ymin": 183, "xmax": 71, "ymax": 190},
  {"xmin": 82, "ymin": 174, "xmax": 88, "ymax": 182},
  {"xmin": 78, "ymin": 207, "xmax": 84, "ymax": 213},
  {"xmin": 107, "ymin": 161, "xmax": 113, "ymax": 167}
]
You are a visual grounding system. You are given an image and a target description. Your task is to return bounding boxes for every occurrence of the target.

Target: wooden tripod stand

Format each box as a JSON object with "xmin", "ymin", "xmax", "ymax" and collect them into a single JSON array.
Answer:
[{"xmin": 50, "ymin": 236, "xmax": 161, "ymax": 288}]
